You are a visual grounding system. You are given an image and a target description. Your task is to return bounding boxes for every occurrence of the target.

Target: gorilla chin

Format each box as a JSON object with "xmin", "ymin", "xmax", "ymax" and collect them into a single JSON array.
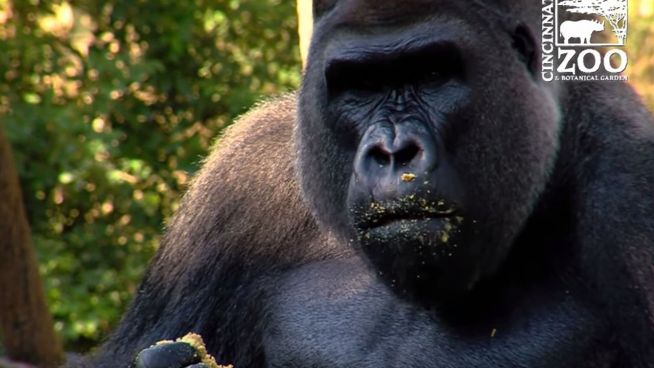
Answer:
[{"xmin": 350, "ymin": 194, "xmax": 481, "ymax": 303}]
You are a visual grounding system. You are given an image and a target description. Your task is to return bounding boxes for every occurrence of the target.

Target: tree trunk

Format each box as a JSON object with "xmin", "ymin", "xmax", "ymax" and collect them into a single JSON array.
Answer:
[
  {"xmin": 296, "ymin": 0, "xmax": 313, "ymax": 68},
  {"xmin": 0, "ymin": 126, "xmax": 63, "ymax": 367}
]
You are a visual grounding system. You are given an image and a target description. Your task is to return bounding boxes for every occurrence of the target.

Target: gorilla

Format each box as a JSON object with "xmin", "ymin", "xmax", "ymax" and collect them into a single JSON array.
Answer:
[{"xmin": 83, "ymin": 0, "xmax": 654, "ymax": 367}]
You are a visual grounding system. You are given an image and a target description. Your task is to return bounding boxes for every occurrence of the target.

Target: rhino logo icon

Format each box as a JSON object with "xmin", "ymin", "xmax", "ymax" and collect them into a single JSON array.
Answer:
[
  {"xmin": 560, "ymin": 19, "xmax": 604, "ymax": 44},
  {"xmin": 555, "ymin": 0, "xmax": 627, "ymax": 46}
]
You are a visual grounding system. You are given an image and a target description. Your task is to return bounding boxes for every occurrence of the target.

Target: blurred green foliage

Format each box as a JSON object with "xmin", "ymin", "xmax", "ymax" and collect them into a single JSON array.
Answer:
[
  {"xmin": 627, "ymin": 2, "xmax": 654, "ymax": 108},
  {"xmin": 0, "ymin": 0, "xmax": 300, "ymax": 349}
]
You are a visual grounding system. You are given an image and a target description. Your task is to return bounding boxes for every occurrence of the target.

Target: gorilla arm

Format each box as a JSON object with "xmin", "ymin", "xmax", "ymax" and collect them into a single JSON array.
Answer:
[
  {"xmin": 263, "ymin": 257, "xmax": 612, "ymax": 368},
  {"xmin": 567, "ymin": 81, "xmax": 654, "ymax": 365},
  {"xmin": 132, "ymin": 255, "xmax": 614, "ymax": 368},
  {"xmin": 86, "ymin": 94, "xmax": 341, "ymax": 368}
]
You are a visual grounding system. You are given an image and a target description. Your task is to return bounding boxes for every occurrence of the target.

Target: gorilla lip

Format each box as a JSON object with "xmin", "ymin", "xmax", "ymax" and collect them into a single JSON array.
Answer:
[
  {"xmin": 366, "ymin": 213, "xmax": 453, "ymax": 230},
  {"xmin": 356, "ymin": 200, "xmax": 457, "ymax": 230}
]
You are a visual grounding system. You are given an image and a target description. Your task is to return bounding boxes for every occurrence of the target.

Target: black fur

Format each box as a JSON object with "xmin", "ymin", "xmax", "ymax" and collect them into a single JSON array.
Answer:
[
  {"xmin": 87, "ymin": 1, "xmax": 653, "ymax": 367},
  {"xmin": 89, "ymin": 96, "xmax": 336, "ymax": 367}
]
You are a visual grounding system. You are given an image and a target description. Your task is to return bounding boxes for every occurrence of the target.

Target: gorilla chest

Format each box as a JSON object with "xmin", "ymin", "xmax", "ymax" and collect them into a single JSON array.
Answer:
[{"xmin": 263, "ymin": 261, "xmax": 616, "ymax": 368}]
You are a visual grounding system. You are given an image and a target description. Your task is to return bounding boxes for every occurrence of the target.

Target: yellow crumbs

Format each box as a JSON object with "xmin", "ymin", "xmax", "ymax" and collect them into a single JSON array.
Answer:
[
  {"xmin": 181, "ymin": 333, "xmax": 233, "ymax": 368},
  {"xmin": 154, "ymin": 333, "xmax": 234, "ymax": 368},
  {"xmin": 400, "ymin": 172, "xmax": 417, "ymax": 182}
]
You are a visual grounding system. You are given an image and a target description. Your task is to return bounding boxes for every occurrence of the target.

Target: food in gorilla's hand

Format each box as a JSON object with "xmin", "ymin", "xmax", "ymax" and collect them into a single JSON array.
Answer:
[
  {"xmin": 140, "ymin": 333, "xmax": 233, "ymax": 368},
  {"xmin": 179, "ymin": 333, "xmax": 233, "ymax": 368}
]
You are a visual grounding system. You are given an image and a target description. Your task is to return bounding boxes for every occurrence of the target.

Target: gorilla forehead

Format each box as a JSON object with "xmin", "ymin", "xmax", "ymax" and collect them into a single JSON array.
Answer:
[
  {"xmin": 316, "ymin": 0, "xmax": 528, "ymax": 27},
  {"xmin": 313, "ymin": 1, "xmax": 529, "ymax": 65},
  {"xmin": 319, "ymin": 1, "xmax": 472, "ymax": 30},
  {"xmin": 321, "ymin": 17, "xmax": 472, "ymax": 63},
  {"xmin": 326, "ymin": 0, "xmax": 456, "ymax": 22}
]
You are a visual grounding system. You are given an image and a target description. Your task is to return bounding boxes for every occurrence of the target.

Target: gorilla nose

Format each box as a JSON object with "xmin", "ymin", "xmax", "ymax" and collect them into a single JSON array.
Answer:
[
  {"xmin": 366, "ymin": 140, "xmax": 423, "ymax": 168},
  {"xmin": 354, "ymin": 125, "xmax": 438, "ymax": 189}
]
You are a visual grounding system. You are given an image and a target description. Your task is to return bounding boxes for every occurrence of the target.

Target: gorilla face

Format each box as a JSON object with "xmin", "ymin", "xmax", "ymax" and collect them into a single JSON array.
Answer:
[{"xmin": 296, "ymin": 2, "xmax": 561, "ymax": 303}]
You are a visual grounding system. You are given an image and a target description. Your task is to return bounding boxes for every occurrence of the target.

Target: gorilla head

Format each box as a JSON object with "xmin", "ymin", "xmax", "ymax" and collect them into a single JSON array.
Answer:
[{"xmin": 296, "ymin": 1, "xmax": 561, "ymax": 302}]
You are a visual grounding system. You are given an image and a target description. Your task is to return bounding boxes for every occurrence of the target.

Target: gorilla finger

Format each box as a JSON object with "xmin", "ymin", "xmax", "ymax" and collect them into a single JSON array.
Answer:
[{"xmin": 133, "ymin": 341, "xmax": 201, "ymax": 368}]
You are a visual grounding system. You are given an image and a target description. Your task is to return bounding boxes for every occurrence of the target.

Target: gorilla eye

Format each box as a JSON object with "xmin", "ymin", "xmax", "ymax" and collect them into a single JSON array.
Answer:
[
  {"xmin": 326, "ymin": 64, "xmax": 387, "ymax": 96},
  {"xmin": 325, "ymin": 42, "xmax": 465, "ymax": 98}
]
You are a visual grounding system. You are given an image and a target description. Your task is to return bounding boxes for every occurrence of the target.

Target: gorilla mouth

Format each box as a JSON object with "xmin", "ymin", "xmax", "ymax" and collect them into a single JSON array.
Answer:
[
  {"xmin": 355, "ymin": 198, "xmax": 458, "ymax": 230},
  {"xmin": 365, "ymin": 210, "xmax": 454, "ymax": 230}
]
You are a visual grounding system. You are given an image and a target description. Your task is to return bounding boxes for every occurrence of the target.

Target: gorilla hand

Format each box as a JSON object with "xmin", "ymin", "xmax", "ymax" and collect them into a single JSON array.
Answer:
[{"xmin": 133, "ymin": 333, "xmax": 230, "ymax": 368}]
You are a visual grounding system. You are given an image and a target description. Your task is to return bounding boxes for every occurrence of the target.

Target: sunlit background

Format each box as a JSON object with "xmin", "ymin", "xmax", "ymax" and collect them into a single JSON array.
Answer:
[
  {"xmin": 0, "ymin": 0, "xmax": 652, "ymax": 352},
  {"xmin": 627, "ymin": 1, "xmax": 654, "ymax": 106}
]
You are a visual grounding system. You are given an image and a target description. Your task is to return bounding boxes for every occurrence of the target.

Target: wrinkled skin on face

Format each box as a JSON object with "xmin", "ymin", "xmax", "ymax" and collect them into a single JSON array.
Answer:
[{"xmin": 296, "ymin": 2, "xmax": 560, "ymax": 304}]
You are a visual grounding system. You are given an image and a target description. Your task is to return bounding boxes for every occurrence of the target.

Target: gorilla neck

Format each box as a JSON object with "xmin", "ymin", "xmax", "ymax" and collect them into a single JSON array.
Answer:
[{"xmin": 437, "ymin": 176, "xmax": 578, "ymax": 320}]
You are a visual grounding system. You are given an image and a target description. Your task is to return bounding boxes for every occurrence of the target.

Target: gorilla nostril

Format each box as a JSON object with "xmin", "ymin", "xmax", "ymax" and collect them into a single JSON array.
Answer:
[
  {"xmin": 395, "ymin": 143, "xmax": 421, "ymax": 166},
  {"xmin": 370, "ymin": 146, "xmax": 392, "ymax": 166}
]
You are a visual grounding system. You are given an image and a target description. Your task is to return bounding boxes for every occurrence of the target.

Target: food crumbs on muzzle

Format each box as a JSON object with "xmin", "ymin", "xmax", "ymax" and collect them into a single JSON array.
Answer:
[{"xmin": 401, "ymin": 172, "xmax": 417, "ymax": 182}]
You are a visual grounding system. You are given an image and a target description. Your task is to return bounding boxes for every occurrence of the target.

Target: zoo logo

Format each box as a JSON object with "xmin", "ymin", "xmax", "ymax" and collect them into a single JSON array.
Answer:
[{"xmin": 541, "ymin": 0, "xmax": 628, "ymax": 82}]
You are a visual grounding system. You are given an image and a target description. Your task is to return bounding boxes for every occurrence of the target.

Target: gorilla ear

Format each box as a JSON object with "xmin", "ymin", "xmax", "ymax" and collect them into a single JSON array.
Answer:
[
  {"xmin": 511, "ymin": 23, "xmax": 538, "ymax": 78},
  {"xmin": 313, "ymin": 0, "xmax": 337, "ymax": 19}
]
